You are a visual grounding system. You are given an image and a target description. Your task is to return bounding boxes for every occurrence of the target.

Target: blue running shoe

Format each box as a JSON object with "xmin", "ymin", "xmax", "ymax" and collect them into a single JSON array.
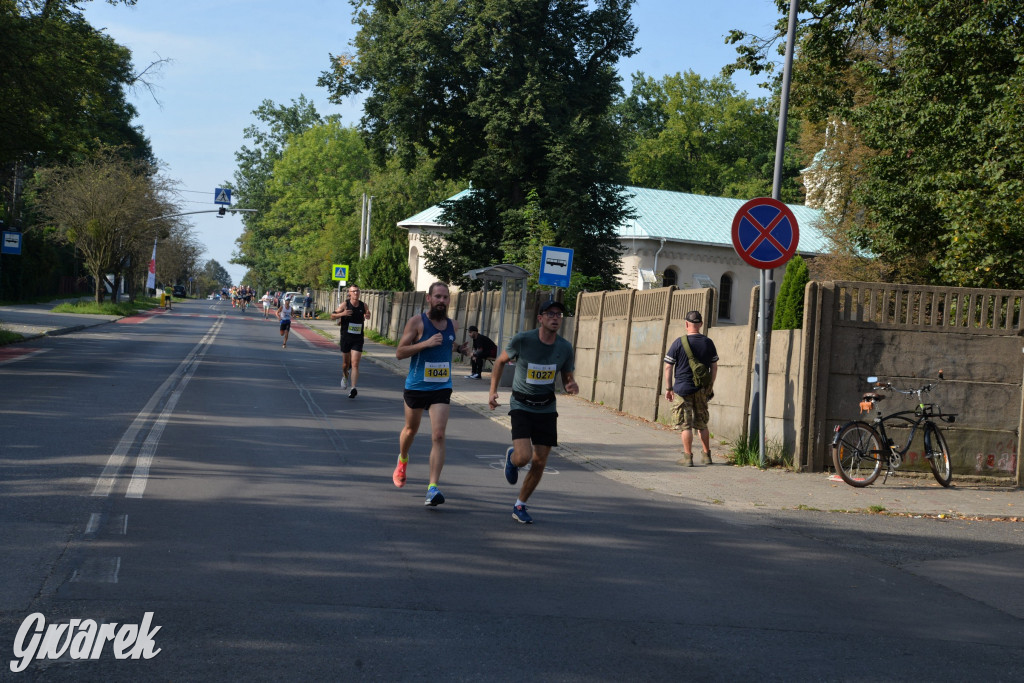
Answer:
[
  {"xmin": 424, "ymin": 485, "xmax": 445, "ymax": 507},
  {"xmin": 504, "ymin": 446, "xmax": 518, "ymax": 485},
  {"xmin": 512, "ymin": 504, "xmax": 532, "ymax": 524}
]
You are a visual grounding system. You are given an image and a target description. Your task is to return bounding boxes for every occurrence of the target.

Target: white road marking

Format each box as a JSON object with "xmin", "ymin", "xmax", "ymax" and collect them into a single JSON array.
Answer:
[
  {"xmin": 126, "ymin": 320, "xmax": 223, "ymax": 498},
  {"xmin": 92, "ymin": 318, "xmax": 223, "ymax": 498}
]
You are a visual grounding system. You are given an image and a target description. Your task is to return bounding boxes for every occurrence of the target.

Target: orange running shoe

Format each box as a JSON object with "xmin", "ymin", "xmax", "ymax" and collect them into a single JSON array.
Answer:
[{"xmin": 392, "ymin": 459, "xmax": 407, "ymax": 488}]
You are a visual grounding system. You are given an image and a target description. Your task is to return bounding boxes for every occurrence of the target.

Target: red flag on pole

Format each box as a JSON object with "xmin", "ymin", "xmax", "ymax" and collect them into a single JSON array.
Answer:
[{"xmin": 145, "ymin": 238, "xmax": 157, "ymax": 291}]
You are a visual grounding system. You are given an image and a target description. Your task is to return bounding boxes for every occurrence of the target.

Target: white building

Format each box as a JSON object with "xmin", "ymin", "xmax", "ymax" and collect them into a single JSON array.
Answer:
[{"xmin": 398, "ymin": 186, "xmax": 826, "ymax": 324}]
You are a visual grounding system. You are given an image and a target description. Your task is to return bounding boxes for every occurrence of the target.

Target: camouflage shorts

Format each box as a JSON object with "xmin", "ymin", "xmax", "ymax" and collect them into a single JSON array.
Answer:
[{"xmin": 671, "ymin": 389, "xmax": 710, "ymax": 431}]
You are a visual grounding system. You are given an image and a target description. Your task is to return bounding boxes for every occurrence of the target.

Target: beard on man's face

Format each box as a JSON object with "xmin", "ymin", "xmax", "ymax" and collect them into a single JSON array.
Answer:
[{"xmin": 428, "ymin": 302, "xmax": 448, "ymax": 321}]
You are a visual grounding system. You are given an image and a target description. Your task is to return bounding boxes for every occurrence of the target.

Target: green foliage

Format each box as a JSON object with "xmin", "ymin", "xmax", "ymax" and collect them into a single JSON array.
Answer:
[
  {"xmin": 616, "ymin": 70, "xmax": 804, "ymax": 201},
  {"xmin": 321, "ymin": 0, "xmax": 638, "ymax": 290},
  {"xmin": 52, "ymin": 298, "xmax": 155, "ymax": 317},
  {"xmin": 261, "ymin": 121, "xmax": 370, "ymax": 288},
  {"xmin": 358, "ymin": 238, "xmax": 413, "ymax": 292},
  {"xmin": 730, "ymin": 0, "xmax": 1024, "ymax": 288},
  {"xmin": 229, "ymin": 96, "xmax": 326, "ymax": 288},
  {"xmin": 564, "ymin": 272, "xmax": 610, "ymax": 316},
  {"xmin": 772, "ymin": 254, "xmax": 809, "ymax": 330},
  {"xmin": 0, "ymin": 327, "xmax": 23, "ymax": 345},
  {"xmin": 728, "ymin": 432, "xmax": 792, "ymax": 469},
  {"xmin": 423, "ymin": 190, "xmax": 502, "ymax": 289},
  {"xmin": 500, "ymin": 190, "xmax": 557, "ymax": 289},
  {"xmin": 202, "ymin": 259, "xmax": 233, "ymax": 288},
  {"xmin": 0, "ymin": 1, "xmax": 151, "ymax": 168},
  {"xmin": 29, "ymin": 146, "xmax": 179, "ymax": 303}
]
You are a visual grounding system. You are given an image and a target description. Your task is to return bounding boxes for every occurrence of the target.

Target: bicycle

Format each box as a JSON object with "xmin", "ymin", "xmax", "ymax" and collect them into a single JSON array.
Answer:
[{"xmin": 831, "ymin": 372, "xmax": 955, "ymax": 488}]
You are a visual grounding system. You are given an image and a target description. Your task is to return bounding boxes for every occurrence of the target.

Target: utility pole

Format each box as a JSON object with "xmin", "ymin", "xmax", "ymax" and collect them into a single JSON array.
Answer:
[
  {"xmin": 749, "ymin": 0, "xmax": 799, "ymax": 466},
  {"xmin": 365, "ymin": 195, "xmax": 374, "ymax": 257}
]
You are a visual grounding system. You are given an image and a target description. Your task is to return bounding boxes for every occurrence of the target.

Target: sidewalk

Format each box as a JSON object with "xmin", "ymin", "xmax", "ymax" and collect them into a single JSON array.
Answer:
[
  {"xmin": 299, "ymin": 315, "xmax": 1023, "ymax": 521},
  {"xmin": 3, "ymin": 300, "xmax": 1021, "ymax": 520}
]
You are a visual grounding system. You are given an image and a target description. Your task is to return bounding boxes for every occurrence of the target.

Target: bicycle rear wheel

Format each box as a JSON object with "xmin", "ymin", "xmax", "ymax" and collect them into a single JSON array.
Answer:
[
  {"xmin": 833, "ymin": 421, "xmax": 884, "ymax": 487},
  {"xmin": 923, "ymin": 422, "xmax": 952, "ymax": 487}
]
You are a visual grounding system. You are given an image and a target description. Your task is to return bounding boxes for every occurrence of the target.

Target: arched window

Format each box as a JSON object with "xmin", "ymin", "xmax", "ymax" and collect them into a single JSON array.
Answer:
[
  {"xmin": 662, "ymin": 267, "xmax": 678, "ymax": 287},
  {"xmin": 718, "ymin": 274, "xmax": 733, "ymax": 320}
]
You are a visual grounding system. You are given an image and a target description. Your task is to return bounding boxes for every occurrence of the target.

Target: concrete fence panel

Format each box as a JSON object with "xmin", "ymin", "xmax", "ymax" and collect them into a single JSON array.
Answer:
[
  {"xmin": 622, "ymin": 288, "xmax": 673, "ymax": 422},
  {"xmin": 593, "ymin": 291, "xmax": 634, "ymax": 410},
  {"xmin": 573, "ymin": 291, "xmax": 604, "ymax": 402},
  {"xmin": 814, "ymin": 281, "xmax": 1024, "ymax": 483}
]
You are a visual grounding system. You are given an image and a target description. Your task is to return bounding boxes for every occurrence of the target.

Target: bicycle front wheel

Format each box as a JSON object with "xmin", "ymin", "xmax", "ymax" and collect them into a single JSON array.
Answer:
[
  {"xmin": 923, "ymin": 422, "xmax": 953, "ymax": 487},
  {"xmin": 833, "ymin": 421, "xmax": 884, "ymax": 487}
]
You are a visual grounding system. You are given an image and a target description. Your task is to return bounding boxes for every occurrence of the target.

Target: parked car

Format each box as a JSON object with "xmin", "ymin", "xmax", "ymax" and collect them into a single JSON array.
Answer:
[
  {"xmin": 172, "ymin": 285, "xmax": 187, "ymax": 298},
  {"xmin": 284, "ymin": 291, "xmax": 304, "ymax": 315}
]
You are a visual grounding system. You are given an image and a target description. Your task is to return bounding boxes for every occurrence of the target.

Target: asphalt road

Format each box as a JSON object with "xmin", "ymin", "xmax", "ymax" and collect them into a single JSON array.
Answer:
[{"xmin": 1, "ymin": 299, "xmax": 1022, "ymax": 681}]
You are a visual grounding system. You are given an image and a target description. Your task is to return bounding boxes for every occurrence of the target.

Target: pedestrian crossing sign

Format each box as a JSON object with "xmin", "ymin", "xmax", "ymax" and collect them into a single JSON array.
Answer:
[
  {"xmin": 214, "ymin": 187, "xmax": 231, "ymax": 205},
  {"xmin": 332, "ymin": 264, "xmax": 349, "ymax": 281}
]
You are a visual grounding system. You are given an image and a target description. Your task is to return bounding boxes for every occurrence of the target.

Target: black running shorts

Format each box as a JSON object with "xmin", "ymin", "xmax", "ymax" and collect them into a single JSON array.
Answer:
[
  {"xmin": 403, "ymin": 388, "xmax": 453, "ymax": 410},
  {"xmin": 510, "ymin": 409, "xmax": 559, "ymax": 447}
]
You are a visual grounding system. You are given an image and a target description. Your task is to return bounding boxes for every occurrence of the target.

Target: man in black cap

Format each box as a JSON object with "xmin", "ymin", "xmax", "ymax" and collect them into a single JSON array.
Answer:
[
  {"xmin": 458, "ymin": 325, "xmax": 498, "ymax": 380},
  {"xmin": 489, "ymin": 299, "xmax": 577, "ymax": 524},
  {"xmin": 663, "ymin": 310, "xmax": 718, "ymax": 466}
]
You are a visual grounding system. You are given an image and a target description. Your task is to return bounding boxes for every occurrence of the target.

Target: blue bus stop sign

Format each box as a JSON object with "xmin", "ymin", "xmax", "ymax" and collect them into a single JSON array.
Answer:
[
  {"xmin": 538, "ymin": 246, "xmax": 573, "ymax": 288},
  {"xmin": 2, "ymin": 231, "xmax": 22, "ymax": 255},
  {"xmin": 731, "ymin": 197, "xmax": 799, "ymax": 270}
]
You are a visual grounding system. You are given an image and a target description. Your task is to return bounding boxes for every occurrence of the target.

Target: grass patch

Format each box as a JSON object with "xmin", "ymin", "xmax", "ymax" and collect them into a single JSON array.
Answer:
[
  {"xmin": 796, "ymin": 504, "xmax": 821, "ymax": 511},
  {"xmin": 726, "ymin": 432, "xmax": 793, "ymax": 469},
  {"xmin": 868, "ymin": 505, "xmax": 887, "ymax": 514},
  {"xmin": 0, "ymin": 327, "xmax": 24, "ymax": 345},
  {"xmin": 52, "ymin": 297, "xmax": 158, "ymax": 317},
  {"xmin": 367, "ymin": 330, "xmax": 397, "ymax": 346}
]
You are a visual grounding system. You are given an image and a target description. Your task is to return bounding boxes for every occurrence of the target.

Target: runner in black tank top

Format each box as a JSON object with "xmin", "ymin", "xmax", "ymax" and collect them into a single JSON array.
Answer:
[{"xmin": 330, "ymin": 285, "xmax": 371, "ymax": 398}]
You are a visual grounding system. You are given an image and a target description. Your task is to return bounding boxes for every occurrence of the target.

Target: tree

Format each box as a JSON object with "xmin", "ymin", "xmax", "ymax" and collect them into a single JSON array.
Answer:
[
  {"xmin": 730, "ymin": 0, "xmax": 1024, "ymax": 288},
  {"xmin": 229, "ymin": 96, "xmax": 325, "ymax": 287},
  {"xmin": 0, "ymin": 0, "xmax": 149, "ymax": 167},
  {"xmin": 202, "ymin": 259, "xmax": 232, "ymax": 288},
  {"xmin": 29, "ymin": 146, "xmax": 178, "ymax": 302},
  {"xmin": 258, "ymin": 120, "xmax": 370, "ymax": 288},
  {"xmin": 358, "ymin": 238, "xmax": 412, "ymax": 292},
  {"xmin": 616, "ymin": 70, "xmax": 803, "ymax": 201},
  {"xmin": 195, "ymin": 258, "xmax": 232, "ymax": 297},
  {"xmin": 319, "ymin": 0, "xmax": 639, "ymax": 289},
  {"xmin": 357, "ymin": 153, "xmax": 462, "ymax": 291},
  {"xmin": 772, "ymin": 254, "xmax": 809, "ymax": 330},
  {"xmin": 1, "ymin": 0, "xmax": 157, "ymax": 246}
]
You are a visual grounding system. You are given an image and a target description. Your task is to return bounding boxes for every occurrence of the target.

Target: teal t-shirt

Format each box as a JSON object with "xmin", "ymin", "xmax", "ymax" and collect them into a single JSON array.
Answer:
[{"xmin": 506, "ymin": 330, "xmax": 575, "ymax": 414}]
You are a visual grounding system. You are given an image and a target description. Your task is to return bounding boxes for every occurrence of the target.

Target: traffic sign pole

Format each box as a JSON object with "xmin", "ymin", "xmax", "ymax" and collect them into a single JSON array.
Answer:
[{"xmin": 732, "ymin": 197, "xmax": 799, "ymax": 469}]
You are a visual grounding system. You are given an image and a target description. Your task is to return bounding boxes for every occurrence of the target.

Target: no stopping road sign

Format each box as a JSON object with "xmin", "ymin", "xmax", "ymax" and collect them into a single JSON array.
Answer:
[{"xmin": 731, "ymin": 197, "xmax": 800, "ymax": 270}]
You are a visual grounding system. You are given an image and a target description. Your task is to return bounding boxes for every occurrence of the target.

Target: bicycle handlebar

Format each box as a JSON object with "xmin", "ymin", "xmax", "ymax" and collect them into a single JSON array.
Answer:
[{"xmin": 866, "ymin": 370, "xmax": 944, "ymax": 398}]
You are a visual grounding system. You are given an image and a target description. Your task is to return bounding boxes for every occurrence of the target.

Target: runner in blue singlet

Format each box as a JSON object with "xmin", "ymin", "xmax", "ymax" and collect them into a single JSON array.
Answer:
[{"xmin": 391, "ymin": 282, "xmax": 457, "ymax": 507}]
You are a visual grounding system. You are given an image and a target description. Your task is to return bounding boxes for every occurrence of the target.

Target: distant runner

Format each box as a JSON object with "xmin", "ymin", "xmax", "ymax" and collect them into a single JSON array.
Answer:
[
  {"xmin": 276, "ymin": 296, "xmax": 293, "ymax": 348},
  {"xmin": 330, "ymin": 285, "xmax": 371, "ymax": 399}
]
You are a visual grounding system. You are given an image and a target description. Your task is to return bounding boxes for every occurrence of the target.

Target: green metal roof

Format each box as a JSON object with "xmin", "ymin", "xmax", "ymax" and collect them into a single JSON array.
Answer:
[
  {"xmin": 618, "ymin": 186, "xmax": 827, "ymax": 254},
  {"xmin": 399, "ymin": 186, "xmax": 827, "ymax": 254},
  {"xmin": 397, "ymin": 189, "xmax": 472, "ymax": 228}
]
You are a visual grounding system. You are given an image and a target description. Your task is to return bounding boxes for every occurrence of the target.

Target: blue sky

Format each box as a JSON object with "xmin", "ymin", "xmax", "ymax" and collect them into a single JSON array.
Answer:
[{"xmin": 83, "ymin": 0, "xmax": 786, "ymax": 287}]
